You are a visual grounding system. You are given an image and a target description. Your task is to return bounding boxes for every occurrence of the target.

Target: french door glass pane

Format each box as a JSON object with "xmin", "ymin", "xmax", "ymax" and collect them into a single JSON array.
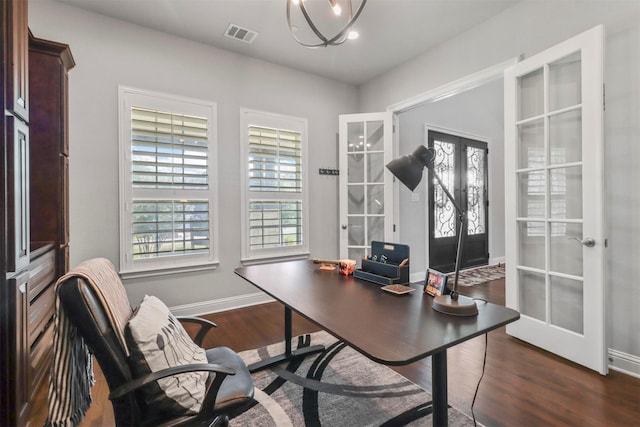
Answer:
[
  {"xmin": 517, "ymin": 170, "xmax": 545, "ymax": 218},
  {"xmin": 348, "ymin": 216, "xmax": 364, "ymax": 246},
  {"xmin": 366, "ymin": 184, "xmax": 384, "ymax": 214},
  {"xmin": 366, "ymin": 120, "xmax": 384, "ymax": 151},
  {"xmin": 348, "ymin": 184, "xmax": 364, "ymax": 214},
  {"xmin": 467, "ymin": 146, "xmax": 485, "ymax": 235},
  {"xmin": 549, "ymin": 51, "xmax": 582, "ymax": 112},
  {"xmin": 550, "ymin": 276, "xmax": 584, "ymax": 334},
  {"xmin": 518, "ymin": 221, "xmax": 545, "ymax": 269},
  {"xmin": 518, "ymin": 119, "xmax": 545, "ymax": 169},
  {"xmin": 550, "ymin": 109, "xmax": 582, "ymax": 164},
  {"xmin": 367, "ymin": 216, "xmax": 384, "ymax": 243},
  {"xmin": 434, "ymin": 140, "xmax": 456, "ymax": 238},
  {"xmin": 367, "ymin": 152, "xmax": 385, "ymax": 183},
  {"xmin": 348, "ymin": 247, "xmax": 366, "ymax": 263},
  {"xmin": 518, "ymin": 269, "xmax": 546, "ymax": 321},
  {"xmin": 549, "ymin": 166, "xmax": 582, "ymax": 219},
  {"xmin": 550, "ymin": 222, "xmax": 583, "ymax": 276},
  {"xmin": 518, "ymin": 68, "xmax": 544, "ymax": 120}
]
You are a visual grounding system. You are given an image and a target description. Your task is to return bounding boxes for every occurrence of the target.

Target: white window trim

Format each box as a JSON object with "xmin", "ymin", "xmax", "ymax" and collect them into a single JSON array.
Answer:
[
  {"xmin": 240, "ymin": 108, "xmax": 310, "ymax": 264},
  {"xmin": 118, "ymin": 86, "xmax": 219, "ymax": 278}
]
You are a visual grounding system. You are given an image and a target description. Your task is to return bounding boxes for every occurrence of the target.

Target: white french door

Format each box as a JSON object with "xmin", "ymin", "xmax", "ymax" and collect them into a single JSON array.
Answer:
[
  {"xmin": 338, "ymin": 113, "xmax": 394, "ymax": 260},
  {"xmin": 504, "ymin": 26, "xmax": 606, "ymax": 374}
]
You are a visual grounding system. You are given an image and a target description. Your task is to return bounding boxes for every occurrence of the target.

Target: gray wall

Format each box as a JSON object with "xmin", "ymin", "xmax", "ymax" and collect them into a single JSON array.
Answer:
[
  {"xmin": 360, "ymin": 1, "xmax": 640, "ymax": 370},
  {"xmin": 397, "ymin": 79, "xmax": 504, "ymax": 280},
  {"xmin": 29, "ymin": 0, "xmax": 358, "ymax": 310},
  {"xmin": 29, "ymin": 0, "xmax": 639, "ymax": 371}
]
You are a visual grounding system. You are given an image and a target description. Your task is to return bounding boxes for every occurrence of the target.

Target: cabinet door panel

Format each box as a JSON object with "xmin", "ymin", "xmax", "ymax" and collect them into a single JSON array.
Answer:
[
  {"xmin": 4, "ymin": 0, "xmax": 29, "ymax": 121},
  {"xmin": 7, "ymin": 117, "xmax": 30, "ymax": 272}
]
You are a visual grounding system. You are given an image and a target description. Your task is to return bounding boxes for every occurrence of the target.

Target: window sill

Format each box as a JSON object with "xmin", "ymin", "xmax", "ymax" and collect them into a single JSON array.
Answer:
[
  {"xmin": 241, "ymin": 252, "xmax": 310, "ymax": 266},
  {"xmin": 120, "ymin": 260, "xmax": 219, "ymax": 280}
]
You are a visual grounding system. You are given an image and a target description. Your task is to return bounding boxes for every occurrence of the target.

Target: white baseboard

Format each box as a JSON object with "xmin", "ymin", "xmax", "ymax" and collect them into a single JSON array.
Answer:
[
  {"xmin": 170, "ymin": 292, "xmax": 274, "ymax": 317},
  {"xmin": 608, "ymin": 348, "xmax": 640, "ymax": 379},
  {"xmin": 490, "ymin": 256, "xmax": 505, "ymax": 266}
]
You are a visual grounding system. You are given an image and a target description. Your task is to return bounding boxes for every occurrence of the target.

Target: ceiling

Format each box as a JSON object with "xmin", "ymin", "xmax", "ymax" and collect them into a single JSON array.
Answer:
[{"xmin": 55, "ymin": 0, "xmax": 520, "ymax": 86}]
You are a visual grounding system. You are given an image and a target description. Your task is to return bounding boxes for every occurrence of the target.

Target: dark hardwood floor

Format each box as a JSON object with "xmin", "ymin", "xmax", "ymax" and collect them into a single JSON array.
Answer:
[{"xmin": 27, "ymin": 278, "xmax": 640, "ymax": 426}]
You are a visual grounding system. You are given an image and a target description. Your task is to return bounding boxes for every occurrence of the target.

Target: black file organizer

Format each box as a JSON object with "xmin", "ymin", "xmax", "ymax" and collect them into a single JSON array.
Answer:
[{"xmin": 354, "ymin": 241, "xmax": 410, "ymax": 285}]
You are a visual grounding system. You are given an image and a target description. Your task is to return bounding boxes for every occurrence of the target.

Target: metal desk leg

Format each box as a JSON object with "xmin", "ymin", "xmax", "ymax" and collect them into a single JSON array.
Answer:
[
  {"xmin": 432, "ymin": 350, "xmax": 448, "ymax": 427},
  {"xmin": 248, "ymin": 306, "xmax": 325, "ymax": 373}
]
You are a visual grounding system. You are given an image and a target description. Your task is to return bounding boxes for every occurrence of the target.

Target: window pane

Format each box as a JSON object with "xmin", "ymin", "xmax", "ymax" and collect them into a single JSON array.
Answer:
[
  {"xmin": 433, "ymin": 140, "xmax": 456, "ymax": 238},
  {"xmin": 131, "ymin": 107, "xmax": 209, "ymax": 190},
  {"xmin": 248, "ymin": 126, "xmax": 302, "ymax": 192},
  {"xmin": 131, "ymin": 200, "xmax": 209, "ymax": 259},
  {"xmin": 249, "ymin": 200, "xmax": 303, "ymax": 249},
  {"xmin": 467, "ymin": 146, "xmax": 486, "ymax": 235}
]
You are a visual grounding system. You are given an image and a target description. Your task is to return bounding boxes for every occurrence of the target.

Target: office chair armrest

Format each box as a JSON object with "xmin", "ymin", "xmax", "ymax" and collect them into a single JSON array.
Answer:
[
  {"xmin": 109, "ymin": 363, "xmax": 235, "ymax": 400},
  {"xmin": 177, "ymin": 316, "xmax": 218, "ymax": 346}
]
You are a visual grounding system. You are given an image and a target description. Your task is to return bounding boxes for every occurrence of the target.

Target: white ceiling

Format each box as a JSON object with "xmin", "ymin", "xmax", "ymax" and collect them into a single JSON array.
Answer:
[{"xmin": 55, "ymin": 0, "xmax": 520, "ymax": 85}]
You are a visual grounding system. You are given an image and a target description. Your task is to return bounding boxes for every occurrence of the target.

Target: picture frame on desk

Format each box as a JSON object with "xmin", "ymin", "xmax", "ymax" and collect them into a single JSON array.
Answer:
[{"xmin": 424, "ymin": 268, "xmax": 449, "ymax": 297}]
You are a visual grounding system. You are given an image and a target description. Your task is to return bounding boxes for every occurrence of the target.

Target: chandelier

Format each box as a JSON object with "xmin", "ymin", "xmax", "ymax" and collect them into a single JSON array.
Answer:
[{"xmin": 286, "ymin": 0, "xmax": 368, "ymax": 48}]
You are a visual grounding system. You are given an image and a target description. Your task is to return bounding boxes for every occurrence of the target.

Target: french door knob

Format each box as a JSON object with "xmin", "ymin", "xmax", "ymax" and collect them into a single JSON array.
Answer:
[
  {"xmin": 341, "ymin": 224, "xmax": 348, "ymax": 230},
  {"xmin": 568, "ymin": 237, "xmax": 596, "ymax": 247}
]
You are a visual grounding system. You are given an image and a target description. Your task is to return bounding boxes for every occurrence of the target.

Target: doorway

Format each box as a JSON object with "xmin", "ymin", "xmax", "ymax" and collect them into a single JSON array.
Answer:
[{"xmin": 427, "ymin": 130, "xmax": 489, "ymax": 273}]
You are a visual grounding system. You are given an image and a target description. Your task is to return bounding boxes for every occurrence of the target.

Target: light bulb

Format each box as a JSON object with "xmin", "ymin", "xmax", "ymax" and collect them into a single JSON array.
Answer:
[
  {"xmin": 347, "ymin": 31, "xmax": 359, "ymax": 40},
  {"xmin": 332, "ymin": 4, "xmax": 342, "ymax": 15}
]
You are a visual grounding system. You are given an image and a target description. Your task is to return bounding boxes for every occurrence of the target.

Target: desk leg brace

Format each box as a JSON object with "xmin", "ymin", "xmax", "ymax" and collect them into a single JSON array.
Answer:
[
  {"xmin": 248, "ymin": 306, "xmax": 325, "ymax": 373},
  {"xmin": 431, "ymin": 351, "xmax": 449, "ymax": 427}
]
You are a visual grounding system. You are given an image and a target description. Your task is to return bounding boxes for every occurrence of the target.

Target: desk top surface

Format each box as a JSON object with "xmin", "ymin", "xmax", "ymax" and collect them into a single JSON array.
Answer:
[{"xmin": 235, "ymin": 260, "xmax": 519, "ymax": 365}]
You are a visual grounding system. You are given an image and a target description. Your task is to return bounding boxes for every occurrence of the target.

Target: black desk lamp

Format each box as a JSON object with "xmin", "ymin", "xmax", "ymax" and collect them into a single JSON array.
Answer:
[{"xmin": 386, "ymin": 145, "xmax": 478, "ymax": 316}]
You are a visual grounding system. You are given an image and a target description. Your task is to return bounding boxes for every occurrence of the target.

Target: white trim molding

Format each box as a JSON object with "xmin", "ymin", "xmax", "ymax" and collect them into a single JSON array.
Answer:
[
  {"xmin": 608, "ymin": 349, "xmax": 640, "ymax": 379},
  {"xmin": 170, "ymin": 292, "xmax": 274, "ymax": 317}
]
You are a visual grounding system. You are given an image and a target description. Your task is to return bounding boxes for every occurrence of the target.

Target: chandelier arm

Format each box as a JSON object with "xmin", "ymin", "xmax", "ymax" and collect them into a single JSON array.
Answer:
[
  {"xmin": 324, "ymin": 0, "xmax": 367, "ymax": 45},
  {"xmin": 286, "ymin": 0, "xmax": 326, "ymax": 48},
  {"xmin": 286, "ymin": 0, "xmax": 368, "ymax": 48},
  {"xmin": 298, "ymin": 0, "xmax": 331, "ymax": 46}
]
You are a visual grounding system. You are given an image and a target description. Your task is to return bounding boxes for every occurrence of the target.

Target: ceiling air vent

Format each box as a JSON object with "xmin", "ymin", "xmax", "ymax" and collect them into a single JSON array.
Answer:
[{"xmin": 225, "ymin": 24, "xmax": 258, "ymax": 44}]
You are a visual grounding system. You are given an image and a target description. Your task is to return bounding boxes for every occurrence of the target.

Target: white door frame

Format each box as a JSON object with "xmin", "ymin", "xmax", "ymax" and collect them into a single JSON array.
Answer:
[{"xmin": 386, "ymin": 58, "xmax": 518, "ymax": 282}]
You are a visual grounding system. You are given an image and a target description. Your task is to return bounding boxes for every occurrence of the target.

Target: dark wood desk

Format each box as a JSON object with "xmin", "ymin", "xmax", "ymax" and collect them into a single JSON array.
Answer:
[{"xmin": 235, "ymin": 260, "xmax": 519, "ymax": 426}]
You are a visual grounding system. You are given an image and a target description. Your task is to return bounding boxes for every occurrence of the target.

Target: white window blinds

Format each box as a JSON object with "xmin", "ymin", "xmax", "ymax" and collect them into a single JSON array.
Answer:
[
  {"xmin": 119, "ymin": 87, "xmax": 218, "ymax": 276},
  {"xmin": 248, "ymin": 126, "xmax": 302, "ymax": 192},
  {"xmin": 131, "ymin": 107, "xmax": 208, "ymax": 190},
  {"xmin": 241, "ymin": 110, "xmax": 308, "ymax": 262}
]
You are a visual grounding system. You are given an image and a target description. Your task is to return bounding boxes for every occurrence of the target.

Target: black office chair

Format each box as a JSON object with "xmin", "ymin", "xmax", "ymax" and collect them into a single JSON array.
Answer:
[{"xmin": 56, "ymin": 269, "xmax": 254, "ymax": 427}]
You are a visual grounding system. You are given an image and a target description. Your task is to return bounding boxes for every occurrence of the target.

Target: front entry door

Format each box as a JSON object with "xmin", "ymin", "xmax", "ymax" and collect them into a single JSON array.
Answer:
[
  {"xmin": 504, "ymin": 26, "xmax": 606, "ymax": 374},
  {"xmin": 427, "ymin": 130, "xmax": 489, "ymax": 273},
  {"xmin": 338, "ymin": 113, "xmax": 393, "ymax": 260}
]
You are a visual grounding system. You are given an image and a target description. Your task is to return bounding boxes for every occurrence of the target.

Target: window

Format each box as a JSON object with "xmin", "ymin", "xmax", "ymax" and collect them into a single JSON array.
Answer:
[
  {"xmin": 119, "ymin": 87, "xmax": 218, "ymax": 276},
  {"xmin": 240, "ymin": 109, "xmax": 309, "ymax": 263}
]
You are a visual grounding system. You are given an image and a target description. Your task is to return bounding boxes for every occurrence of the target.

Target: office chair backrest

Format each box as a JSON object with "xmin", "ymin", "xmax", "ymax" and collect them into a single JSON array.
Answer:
[{"xmin": 57, "ymin": 275, "xmax": 143, "ymax": 425}]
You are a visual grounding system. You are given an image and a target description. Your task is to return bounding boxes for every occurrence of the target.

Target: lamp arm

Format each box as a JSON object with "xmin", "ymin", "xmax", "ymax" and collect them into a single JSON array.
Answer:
[{"xmin": 429, "ymin": 167, "xmax": 466, "ymax": 301}]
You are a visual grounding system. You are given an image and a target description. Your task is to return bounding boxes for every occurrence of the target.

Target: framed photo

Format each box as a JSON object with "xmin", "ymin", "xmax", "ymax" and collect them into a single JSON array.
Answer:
[{"xmin": 424, "ymin": 268, "xmax": 449, "ymax": 297}]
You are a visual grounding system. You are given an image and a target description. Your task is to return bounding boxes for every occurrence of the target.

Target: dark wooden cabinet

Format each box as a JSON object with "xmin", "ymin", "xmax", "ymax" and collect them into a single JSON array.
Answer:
[
  {"xmin": 3, "ymin": 0, "xmax": 29, "ymax": 122},
  {"xmin": 2, "ymin": 2, "xmax": 74, "ymax": 424},
  {"xmin": 29, "ymin": 34, "xmax": 75, "ymax": 277},
  {"xmin": 2, "ymin": 1, "xmax": 31, "ymax": 424}
]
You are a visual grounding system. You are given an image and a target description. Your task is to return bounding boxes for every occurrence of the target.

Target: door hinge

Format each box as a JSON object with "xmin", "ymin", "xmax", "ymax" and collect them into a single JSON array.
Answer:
[
  {"xmin": 603, "ymin": 83, "xmax": 606, "ymax": 111},
  {"xmin": 393, "ymin": 224, "xmax": 396, "ymax": 232}
]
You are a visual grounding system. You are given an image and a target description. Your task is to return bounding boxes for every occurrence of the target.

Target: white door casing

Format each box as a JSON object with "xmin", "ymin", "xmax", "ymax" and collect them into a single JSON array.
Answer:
[{"xmin": 504, "ymin": 25, "xmax": 606, "ymax": 374}]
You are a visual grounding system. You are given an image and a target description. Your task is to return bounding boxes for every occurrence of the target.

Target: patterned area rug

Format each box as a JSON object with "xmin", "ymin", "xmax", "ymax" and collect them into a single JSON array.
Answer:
[
  {"xmin": 448, "ymin": 264, "xmax": 505, "ymax": 287},
  {"xmin": 231, "ymin": 331, "xmax": 475, "ymax": 426}
]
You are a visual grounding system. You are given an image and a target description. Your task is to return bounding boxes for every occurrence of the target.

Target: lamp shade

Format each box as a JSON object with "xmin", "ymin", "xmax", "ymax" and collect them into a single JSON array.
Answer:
[{"xmin": 385, "ymin": 145, "xmax": 434, "ymax": 191}]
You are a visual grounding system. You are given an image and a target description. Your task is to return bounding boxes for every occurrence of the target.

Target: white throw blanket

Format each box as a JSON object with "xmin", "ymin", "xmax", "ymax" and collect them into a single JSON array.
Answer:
[
  {"xmin": 45, "ymin": 258, "xmax": 132, "ymax": 427},
  {"xmin": 45, "ymin": 296, "xmax": 94, "ymax": 427}
]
